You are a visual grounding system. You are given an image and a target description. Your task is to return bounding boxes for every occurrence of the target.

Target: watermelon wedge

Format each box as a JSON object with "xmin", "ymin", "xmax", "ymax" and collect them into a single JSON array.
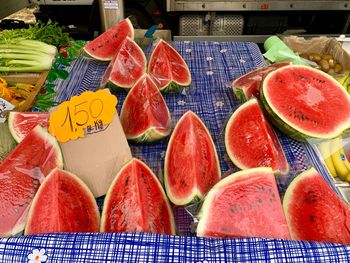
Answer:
[
  {"xmin": 283, "ymin": 167, "xmax": 350, "ymax": 245},
  {"xmin": 0, "ymin": 125, "xmax": 63, "ymax": 237},
  {"xmin": 8, "ymin": 111, "xmax": 50, "ymax": 143},
  {"xmin": 120, "ymin": 73, "xmax": 172, "ymax": 142},
  {"xmin": 100, "ymin": 36, "xmax": 147, "ymax": 89},
  {"xmin": 25, "ymin": 168, "xmax": 100, "ymax": 235},
  {"xmin": 197, "ymin": 167, "xmax": 291, "ymax": 239},
  {"xmin": 225, "ymin": 99, "xmax": 289, "ymax": 174},
  {"xmin": 83, "ymin": 18, "xmax": 134, "ymax": 61},
  {"xmin": 148, "ymin": 39, "xmax": 191, "ymax": 91},
  {"xmin": 232, "ymin": 62, "xmax": 290, "ymax": 102},
  {"xmin": 261, "ymin": 65, "xmax": 350, "ymax": 140},
  {"xmin": 164, "ymin": 111, "xmax": 221, "ymax": 205},
  {"xmin": 101, "ymin": 158, "xmax": 175, "ymax": 235}
]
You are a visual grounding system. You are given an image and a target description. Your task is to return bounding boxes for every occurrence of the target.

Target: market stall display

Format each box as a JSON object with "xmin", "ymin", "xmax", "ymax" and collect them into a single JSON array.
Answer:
[{"xmin": 1, "ymin": 18, "xmax": 350, "ymax": 261}]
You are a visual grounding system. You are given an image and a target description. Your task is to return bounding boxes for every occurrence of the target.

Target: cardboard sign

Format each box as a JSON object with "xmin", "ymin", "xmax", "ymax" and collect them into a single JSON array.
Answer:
[
  {"xmin": 49, "ymin": 89, "xmax": 117, "ymax": 142},
  {"xmin": 59, "ymin": 112, "xmax": 132, "ymax": 197}
]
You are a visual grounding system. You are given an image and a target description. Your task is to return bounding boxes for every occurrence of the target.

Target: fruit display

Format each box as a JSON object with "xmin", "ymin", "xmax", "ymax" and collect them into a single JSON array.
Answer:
[
  {"xmin": 3, "ymin": 15, "xmax": 350, "ymax": 255},
  {"xmin": 283, "ymin": 167, "xmax": 350, "ymax": 245},
  {"xmin": 225, "ymin": 98, "xmax": 289, "ymax": 174},
  {"xmin": 101, "ymin": 158, "xmax": 175, "ymax": 235},
  {"xmin": 148, "ymin": 39, "xmax": 191, "ymax": 91},
  {"xmin": 197, "ymin": 167, "xmax": 290, "ymax": 239},
  {"xmin": 120, "ymin": 74, "xmax": 171, "ymax": 142},
  {"xmin": 164, "ymin": 111, "xmax": 221, "ymax": 206},
  {"xmin": 25, "ymin": 168, "xmax": 100, "ymax": 235},
  {"xmin": 261, "ymin": 65, "xmax": 350, "ymax": 141}
]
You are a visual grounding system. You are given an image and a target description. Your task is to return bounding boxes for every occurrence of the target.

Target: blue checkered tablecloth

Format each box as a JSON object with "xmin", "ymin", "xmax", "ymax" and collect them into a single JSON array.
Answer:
[{"xmin": 0, "ymin": 41, "xmax": 348, "ymax": 262}]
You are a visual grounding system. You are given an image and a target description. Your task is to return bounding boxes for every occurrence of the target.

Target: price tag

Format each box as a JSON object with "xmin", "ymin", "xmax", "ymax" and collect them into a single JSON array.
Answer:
[
  {"xmin": 0, "ymin": 98, "xmax": 15, "ymax": 123},
  {"xmin": 49, "ymin": 89, "xmax": 117, "ymax": 142}
]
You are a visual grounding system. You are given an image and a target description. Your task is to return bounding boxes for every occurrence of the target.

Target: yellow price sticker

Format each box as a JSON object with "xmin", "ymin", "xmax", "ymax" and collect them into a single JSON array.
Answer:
[{"xmin": 49, "ymin": 89, "xmax": 118, "ymax": 142}]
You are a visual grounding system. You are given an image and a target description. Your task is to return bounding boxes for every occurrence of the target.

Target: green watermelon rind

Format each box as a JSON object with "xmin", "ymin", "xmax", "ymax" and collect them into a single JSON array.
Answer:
[
  {"xmin": 196, "ymin": 167, "xmax": 274, "ymax": 237},
  {"xmin": 106, "ymin": 37, "xmax": 147, "ymax": 89},
  {"xmin": 164, "ymin": 111, "xmax": 221, "ymax": 206},
  {"xmin": 261, "ymin": 65, "xmax": 350, "ymax": 141},
  {"xmin": 24, "ymin": 167, "xmax": 100, "ymax": 235},
  {"xmin": 224, "ymin": 99, "xmax": 289, "ymax": 174},
  {"xmin": 125, "ymin": 127, "xmax": 172, "ymax": 143},
  {"xmin": 83, "ymin": 18, "xmax": 135, "ymax": 61},
  {"xmin": 100, "ymin": 158, "xmax": 176, "ymax": 235},
  {"xmin": 9, "ymin": 125, "xmax": 63, "ymax": 236},
  {"xmin": 148, "ymin": 39, "xmax": 192, "ymax": 91}
]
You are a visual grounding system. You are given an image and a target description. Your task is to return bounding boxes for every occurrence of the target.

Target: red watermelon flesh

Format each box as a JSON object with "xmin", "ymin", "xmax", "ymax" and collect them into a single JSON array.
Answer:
[
  {"xmin": 83, "ymin": 18, "xmax": 134, "ymax": 61},
  {"xmin": 25, "ymin": 168, "xmax": 100, "ymax": 235},
  {"xmin": 262, "ymin": 65, "xmax": 350, "ymax": 139},
  {"xmin": 0, "ymin": 125, "xmax": 63, "ymax": 237},
  {"xmin": 8, "ymin": 111, "xmax": 50, "ymax": 143},
  {"xmin": 283, "ymin": 167, "xmax": 350, "ymax": 245},
  {"xmin": 101, "ymin": 158, "xmax": 175, "ymax": 235},
  {"xmin": 232, "ymin": 62, "xmax": 290, "ymax": 102},
  {"xmin": 197, "ymin": 167, "xmax": 291, "ymax": 239},
  {"xmin": 148, "ymin": 39, "xmax": 191, "ymax": 91},
  {"xmin": 164, "ymin": 111, "xmax": 221, "ymax": 205},
  {"xmin": 120, "ymin": 74, "xmax": 171, "ymax": 142},
  {"xmin": 225, "ymin": 99, "xmax": 289, "ymax": 174},
  {"xmin": 100, "ymin": 37, "xmax": 146, "ymax": 89}
]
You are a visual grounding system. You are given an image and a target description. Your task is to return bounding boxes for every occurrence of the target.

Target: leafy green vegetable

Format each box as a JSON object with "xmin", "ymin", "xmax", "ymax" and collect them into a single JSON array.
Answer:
[
  {"xmin": 0, "ymin": 39, "xmax": 56, "ymax": 73},
  {"xmin": 0, "ymin": 20, "xmax": 72, "ymax": 47}
]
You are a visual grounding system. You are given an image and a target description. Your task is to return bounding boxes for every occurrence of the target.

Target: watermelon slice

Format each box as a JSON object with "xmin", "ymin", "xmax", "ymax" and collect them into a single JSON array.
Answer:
[
  {"xmin": 25, "ymin": 168, "xmax": 100, "ymax": 235},
  {"xmin": 261, "ymin": 65, "xmax": 350, "ymax": 140},
  {"xmin": 0, "ymin": 125, "xmax": 63, "ymax": 237},
  {"xmin": 164, "ymin": 111, "xmax": 221, "ymax": 205},
  {"xmin": 120, "ymin": 73, "xmax": 171, "ymax": 142},
  {"xmin": 232, "ymin": 62, "xmax": 290, "ymax": 102},
  {"xmin": 83, "ymin": 18, "xmax": 134, "ymax": 61},
  {"xmin": 197, "ymin": 167, "xmax": 291, "ymax": 239},
  {"xmin": 8, "ymin": 111, "xmax": 50, "ymax": 143},
  {"xmin": 283, "ymin": 167, "xmax": 350, "ymax": 245},
  {"xmin": 100, "ymin": 36, "xmax": 147, "ymax": 89},
  {"xmin": 101, "ymin": 158, "xmax": 175, "ymax": 235},
  {"xmin": 148, "ymin": 39, "xmax": 191, "ymax": 91},
  {"xmin": 225, "ymin": 98, "xmax": 289, "ymax": 174}
]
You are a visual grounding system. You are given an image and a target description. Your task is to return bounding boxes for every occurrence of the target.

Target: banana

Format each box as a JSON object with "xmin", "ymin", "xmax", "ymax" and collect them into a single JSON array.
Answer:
[
  {"xmin": 317, "ymin": 140, "xmax": 337, "ymax": 177},
  {"xmin": 330, "ymin": 136, "xmax": 350, "ymax": 181}
]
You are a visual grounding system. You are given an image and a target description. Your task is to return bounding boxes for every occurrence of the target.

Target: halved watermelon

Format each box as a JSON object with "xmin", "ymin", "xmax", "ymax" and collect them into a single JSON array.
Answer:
[
  {"xmin": 261, "ymin": 65, "xmax": 350, "ymax": 140},
  {"xmin": 8, "ymin": 111, "xmax": 50, "ymax": 143},
  {"xmin": 283, "ymin": 167, "xmax": 350, "ymax": 245},
  {"xmin": 83, "ymin": 18, "xmax": 134, "ymax": 61},
  {"xmin": 100, "ymin": 37, "xmax": 147, "ymax": 89},
  {"xmin": 0, "ymin": 125, "xmax": 63, "ymax": 237},
  {"xmin": 225, "ymin": 99, "xmax": 289, "ymax": 174},
  {"xmin": 101, "ymin": 158, "xmax": 175, "ymax": 235},
  {"xmin": 120, "ymin": 73, "xmax": 171, "ymax": 142},
  {"xmin": 25, "ymin": 168, "xmax": 100, "ymax": 235},
  {"xmin": 164, "ymin": 111, "xmax": 221, "ymax": 205},
  {"xmin": 197, "ymin": 167, "xmax": 291, "ymax": 239},
  {"xmin": 232, "ymin": 62, "xmax": 290, "ymax": 102},
  {"xmin": 148, "ymin": 39, "xmax": 191, "ymax": 91}
]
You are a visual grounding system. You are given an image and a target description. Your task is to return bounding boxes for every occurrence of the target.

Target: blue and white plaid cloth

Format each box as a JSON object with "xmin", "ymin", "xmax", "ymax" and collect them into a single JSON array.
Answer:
[{"xmin": 0, "ymin": 41, "xmax": 348, "ymax": 262}]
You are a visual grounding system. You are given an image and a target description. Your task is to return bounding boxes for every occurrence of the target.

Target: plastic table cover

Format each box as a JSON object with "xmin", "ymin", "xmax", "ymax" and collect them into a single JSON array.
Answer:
[{"xmin": 1, "ymin": 41, "xmax": 350, "ymax": 262}]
